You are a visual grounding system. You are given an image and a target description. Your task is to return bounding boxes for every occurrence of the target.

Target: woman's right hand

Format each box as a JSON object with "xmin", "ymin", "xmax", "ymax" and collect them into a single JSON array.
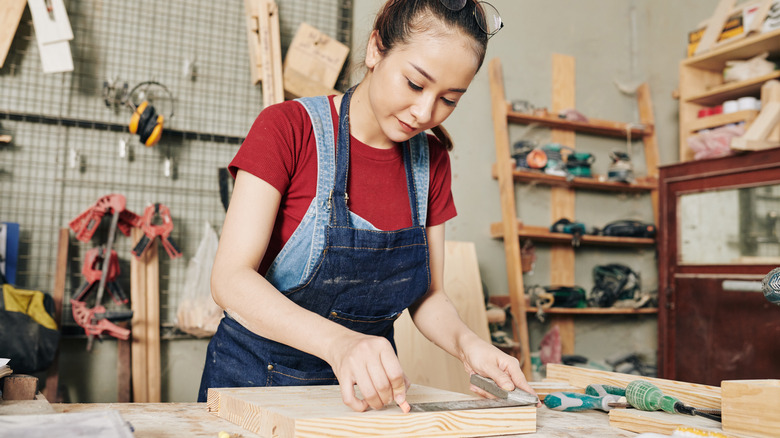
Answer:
[{"xmin": 326, "ymin": 332, "xmax": 411, "ymax": 413}]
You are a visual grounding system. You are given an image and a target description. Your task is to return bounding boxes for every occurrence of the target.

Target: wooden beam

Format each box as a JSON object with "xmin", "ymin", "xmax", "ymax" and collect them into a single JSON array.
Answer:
[
  {"xmin": 549, "ymin": 54, "xmax": 576, "ymax": 355},
  {"xmin": 145, "ymin": 239, "xmax": 161, "ymax": 403},
  {"xmin": 487, "ymin": 58, "xmax": 532, "ymax": 379},
  {"xmin": 130, "ymin": 228, "xmax": 148, "ymax": 402},
  {"xmin": 208, "ymin": 385, "xmax": 536, "ymax": 437},
  {"xmin": 44, "ymin": 227, "xmax": 69, "ymax": 403},
  {"xmin": 761, "ymin": 79, "xmax": 780, "ymax": 141},
  {"xmin": 0, "ymin": 0, "xmax": 26, "ymax": 69},
  {"xmin": 609, "ymin": 409, "xmax": 725, "ymax": 435},
  {"xmin": 636, "ymin": 83, "xmax": 660, "ymax": 227},
  {"xmin": 694, "ymin": 0, "xmax": 737, "ymax": 56},
  {"xmin": 722, "ymin": 379, "xmax": 780, "ymax": 438},
  {"xmin": 545, "ymin": 364, "xmax": 721, "ymax": 410},
  {"xmin": 257, "ymin": 0, "xmax": 283, "ymax": 107}
]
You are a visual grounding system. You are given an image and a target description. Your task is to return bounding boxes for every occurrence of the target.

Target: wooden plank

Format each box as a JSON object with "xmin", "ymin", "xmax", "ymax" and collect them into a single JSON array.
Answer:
[
  {"xmin": 116, "ymin": 321, "xmax": 131, "ymax": 403},
  {"xmin": 395, "ymin": 241, "xmax": 491, "ymax": 395},
  {"xmin": 130, "ymin": 228, "xmax": 148, "ymax": 403},
  {"xmin": 283, "ymin": 67, "xmax": 340, "ymax": 99},
  {"xmin": 505, "ymin": 109, "xmax": 650, "ymax": 139},
  {"xmin": 145, "ymin": 239, "xmax": 160, "ymax": 403},
  {"xmin": 487, "ymin": 58, "xmax": 532, "ymax": 379},
  {"xmin": 550, "ymin": 53, "xmax": 576, "ymax": 289},
  {"xmin": 528, "ymin": 381, "xmax": 584, "ymax": 400},
  {"xmin": 283, "ymin": 22, "xmax": 349, "ymax": 90},
  {"xmin": 545, "ymin": 364, "xmax": 722, "ymax": 410},
  {"xmin": 257, "ymin": 0, "xmax": 284, "ymax": 107},
  {"xmin": 490, "ymin": 165, "xmax": 658, "ymax": 192},
  {"xmin": 684, "ymin": 27, "xmax": 780, "ymax": 71},
  {"xmin": 609, "ymin": 409, "xmax": 725, "ymax": 435},
  {"xmin": 685, "ymin": 70, "xmax": 780, "ymax": 105},
  {"xmin": 730, "ymin": 101, "xmax": 780, "ymax": 150},
  {"xmin": 0, "ymin": 0, "xmax": 26, "ymax": 68},
  {"xmin": 694, "ymin": 0, "xmax": 738, "ymax": 56},
  {"xmin": 761, "ymin": 79, "xmax": 780, "ymax": 141},
  {"xmin": 44, "ymin": 227, "xmax": 68, "ymax": 403},
  {"xmin": 722, "ymin": 379, "xmax": 780, "ymax": 438},
  {"xmin": 207, "ymin": 385, "xmax": 536, "ymax": 437},
  {"xmin": 687, "ymin": 109, "xmax": 759, "ymax": 132},
  {"xmin": 636, "ymin": 83, "xmax": 660, "ymax": 227},
  {"xmin": 488, "ymin": 222, "xmax": 655, "ymax": 246},
  {"xmin": 244, "ymin": 0, "xmax": 262, "ymax": 85}
]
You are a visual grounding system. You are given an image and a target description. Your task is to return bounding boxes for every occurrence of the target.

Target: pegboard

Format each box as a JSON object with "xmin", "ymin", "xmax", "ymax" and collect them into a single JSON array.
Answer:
[{"xmin": 0, "ymin": 0, "xmax": 353, "ymax": 332}]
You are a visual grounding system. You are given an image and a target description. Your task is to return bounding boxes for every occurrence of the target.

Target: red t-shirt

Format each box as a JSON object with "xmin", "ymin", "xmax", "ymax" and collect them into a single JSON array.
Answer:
[{"xmin": 230, "ymin": 95, "xmax": 457, "ymax": 274}]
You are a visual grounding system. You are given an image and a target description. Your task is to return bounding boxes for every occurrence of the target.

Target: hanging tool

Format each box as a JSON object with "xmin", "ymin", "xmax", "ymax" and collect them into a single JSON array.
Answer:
[
  {"xmin": 72, "ymin": 247, "xmax": 128, "ymax": 305},
  {"xmin": 70, "ymin": 300, "xmax": 132, "ymax": 343},
  {"xmin": 69, "ymin": 194, "xmax": 140, "ymax": 242},
  {"xmin": 625, "ymin": 380, "xmax": 721, "ymax": 422},
  {"xmin": 132, "ymin": 203, "xmax": 182, "ymax": 259}
]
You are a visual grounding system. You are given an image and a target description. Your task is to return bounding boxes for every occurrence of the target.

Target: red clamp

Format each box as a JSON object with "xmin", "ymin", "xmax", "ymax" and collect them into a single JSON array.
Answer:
[
  {"xmin": 73, "ymin": 247, "xmax": 128, "ymax": 305},
  {"xmin": 69, "ymin": 194, "xmax": 140, "ymax": 242},
  {"xmin": 131, "ymin": 203, "xmax": 182, "ymax": 259},
  {"xmin": 70, "ymin": 299, "xmax": 132, "ymax": 341}
]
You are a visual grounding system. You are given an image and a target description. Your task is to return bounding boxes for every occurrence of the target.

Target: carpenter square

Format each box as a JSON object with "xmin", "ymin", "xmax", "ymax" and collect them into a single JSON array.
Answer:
[{"xmin": 407, "ymin": 375, "xmax": 538, "ymax": 412}]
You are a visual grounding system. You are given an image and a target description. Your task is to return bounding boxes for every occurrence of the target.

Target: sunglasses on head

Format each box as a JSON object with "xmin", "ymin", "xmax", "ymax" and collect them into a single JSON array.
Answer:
[{"xmin": 440, "ymin": 0, "xmax": 503, "ymax": 37}]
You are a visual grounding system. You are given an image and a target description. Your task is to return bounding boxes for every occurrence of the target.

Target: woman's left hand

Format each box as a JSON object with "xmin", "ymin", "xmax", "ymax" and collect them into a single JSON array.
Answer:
[{"xmin": 459, "ymin": 335, "xmax": 540, "ymax": 406}]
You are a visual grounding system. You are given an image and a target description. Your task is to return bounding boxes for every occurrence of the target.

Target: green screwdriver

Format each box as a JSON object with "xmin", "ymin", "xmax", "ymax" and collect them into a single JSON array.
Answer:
[
  {"xmin": 543, "ymin": 392, "xmax": 623, "ymax": 412},
  {"xmin": 625, "ymin": 380, "xmax": 721, "ymax": 421}
]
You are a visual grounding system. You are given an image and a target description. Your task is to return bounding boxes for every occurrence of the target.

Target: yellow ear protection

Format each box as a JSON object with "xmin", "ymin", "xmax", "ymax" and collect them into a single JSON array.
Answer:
[{"xmin": 127, "ymin": 81, "xmax": 174, "ymax": 147}]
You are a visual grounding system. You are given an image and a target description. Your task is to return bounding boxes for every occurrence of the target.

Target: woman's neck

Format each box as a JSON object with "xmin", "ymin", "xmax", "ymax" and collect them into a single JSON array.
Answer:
[{"xmin": 337, "ymin": 79, "xmax": 395, "ymax": 150}]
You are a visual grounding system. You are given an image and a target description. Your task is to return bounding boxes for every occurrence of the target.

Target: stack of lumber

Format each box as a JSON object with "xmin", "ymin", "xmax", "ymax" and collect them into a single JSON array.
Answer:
[{"xmin": 722, "ymin": 379, "xmax": 780, "ymax": 438}]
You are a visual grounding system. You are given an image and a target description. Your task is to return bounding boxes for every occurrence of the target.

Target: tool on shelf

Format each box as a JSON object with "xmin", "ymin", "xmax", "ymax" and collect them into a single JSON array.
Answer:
[
  {"xmin": 550, "ymin": 218, "xmax": 587, "ymax": 247},
  {"xmin": 132, "ymin": 203, "xmax": 182, "ymax": 259}
]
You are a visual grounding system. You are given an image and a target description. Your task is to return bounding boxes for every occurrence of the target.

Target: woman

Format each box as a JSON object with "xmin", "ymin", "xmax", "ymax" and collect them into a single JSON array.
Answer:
[{"xmin": 199, "ymin": 0, "xmax": 535, "ymax": 412}]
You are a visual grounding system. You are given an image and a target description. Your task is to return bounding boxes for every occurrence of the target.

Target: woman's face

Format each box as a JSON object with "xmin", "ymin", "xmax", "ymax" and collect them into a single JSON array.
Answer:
[{"xmin": 365, "ymin": 29, "xmax": 480, "ymax": 144}]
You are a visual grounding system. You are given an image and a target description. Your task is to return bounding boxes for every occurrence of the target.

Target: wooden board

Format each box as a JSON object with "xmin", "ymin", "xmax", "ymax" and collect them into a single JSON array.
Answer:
[
  {"xmin": 207, "ymin": 385, "xmax": 536, "ymax": 437},
  {"xmin": 694, "ymin": 0, "xmax": 738, "ymax": 56},
  {"xmin": 44, "ymin": 227, "xmax": 69, "ymax": 403},
  {"xmin": 0, "ymin": 0, "xmax": 26, "ymax": 68},
  {"xmin": 283, "ymin": 22, "xmax": 349, "ymax": 90},
  {"xmin": 722, "ymin": 379, "xmax": 780, "ymax": 438},
  {"xmin": 130, "ymin": 228, "xmax": 160, "ymax": 402},
  {"xmin": 549, "ymin": 53, "xmax": 576, "ymax": 356},
  {"xmin": 545, "ymin": 364, "xmax": 721, "ymax": 410},
  {"xmin": 395, "ymin": 241, "xmax": 490, "ymax": 395},
  {"xmin": 609, "ymin": 409, "xmax": 725, "ymax": 435}
]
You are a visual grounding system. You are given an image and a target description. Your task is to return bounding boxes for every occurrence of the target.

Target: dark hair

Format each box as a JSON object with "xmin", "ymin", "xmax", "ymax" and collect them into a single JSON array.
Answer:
[{"xmin": 372, "ymin": 0, "xmax": 490, "ymax": 150}]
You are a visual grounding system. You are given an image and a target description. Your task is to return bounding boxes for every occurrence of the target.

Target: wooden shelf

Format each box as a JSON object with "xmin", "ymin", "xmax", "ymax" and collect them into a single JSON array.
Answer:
[
  {"xmin": 683, "ymin": 28, "xmax": 780, "ymax": 71},
  {"xmin": 685, "ymin": 71, "xmax": 780, "ymax": 106},
  {"xmin": 505, "ymin": 106, "xmax": 653, "ymax": 140},
  {"xmin": 491, "ymin": 165, "xmax": 658, "ymax": 192},
  {"xmin": 489, "ymin": 222, "xmax": 656, "ymax": 246},
  {"xmin": 687, "ymin": 109, "xmax": 759, "ymax": 132},
  {"xmin": 525, "ymin": 306, "xmax": 658, "ymax": 315}
]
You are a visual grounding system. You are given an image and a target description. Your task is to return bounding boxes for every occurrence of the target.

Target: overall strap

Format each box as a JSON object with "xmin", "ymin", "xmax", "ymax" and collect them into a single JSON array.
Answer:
[{"xmin": 330, "ymin": 86, "xmax": 354, "ymax": 227}]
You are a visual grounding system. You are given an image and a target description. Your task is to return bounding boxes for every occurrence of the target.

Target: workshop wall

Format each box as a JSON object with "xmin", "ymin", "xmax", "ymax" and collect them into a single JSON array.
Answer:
[
  {"xmin": 1, "ymin": 0, "xmax": 351, "ymax": 402},
  {"xmin": 353, "ymin": 0, "xmax": 720, "ymax": 371},
  {"xmin": 1, "ymin": 0, "xmax": 721, "ymax": 402}
]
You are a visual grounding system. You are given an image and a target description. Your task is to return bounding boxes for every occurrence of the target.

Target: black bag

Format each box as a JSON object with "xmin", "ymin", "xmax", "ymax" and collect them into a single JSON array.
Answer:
[
  {"xmin": 590, "ymin": 264, "xmax": 641, "ymax": 308},
  {"xmin": 0, "ymin": 276, "xmax": 60, "ymax": 374},
  {"xmin": 545, "ymin": 286, "xmax": 587, "ymax": 308},
  {"xmin": 601, "ymin": 220, "xmax": 656, "ymax": 238}
]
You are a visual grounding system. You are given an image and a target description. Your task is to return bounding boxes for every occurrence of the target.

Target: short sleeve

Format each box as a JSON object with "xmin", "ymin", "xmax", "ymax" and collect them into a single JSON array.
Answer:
[{"xmin": 426, "ymin": 134, "xmax": 457, "ymax": 227}]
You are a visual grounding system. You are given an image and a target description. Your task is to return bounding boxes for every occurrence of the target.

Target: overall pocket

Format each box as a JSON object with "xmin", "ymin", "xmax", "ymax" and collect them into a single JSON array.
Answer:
[
  {"xmin": 327, "ymin": 309, "xmax": 401, "ymax": 338},
  {"xmin": 267, "ymin": 362, "xmax": 338, "ymax": 386}
]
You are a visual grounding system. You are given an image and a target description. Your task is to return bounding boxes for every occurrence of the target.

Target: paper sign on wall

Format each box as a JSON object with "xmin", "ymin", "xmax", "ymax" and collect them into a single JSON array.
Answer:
[{"xmin": 28, "ymin": 0, "xmax": 74, "ymax": 73}]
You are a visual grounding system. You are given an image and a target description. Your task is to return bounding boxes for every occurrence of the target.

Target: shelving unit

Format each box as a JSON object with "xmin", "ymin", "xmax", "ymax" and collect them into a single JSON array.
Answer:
[
  {"xmin": 488, "ymin": 55, "xmax": 659, "ymax": 379},
  {"xmin": 679, "ymin": 27, "xmax": 780, "ymax": 161}
]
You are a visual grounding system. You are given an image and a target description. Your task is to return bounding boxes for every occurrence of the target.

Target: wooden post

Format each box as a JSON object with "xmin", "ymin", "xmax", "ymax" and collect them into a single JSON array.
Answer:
[
  {"xmin": 549, "ymin": 54, "xmax": 577, "ymax": 356},
  {"xmin": 130, "ymin": 228, "xmax": 148, "ymax": 402},
  {"xmin": 145, "ymin": 238, "xmax": 161, "ymax": 403},
  {"xmin": 636, "ymin": 83, "xmax": 660, "ymax": 227},
  {"xmin": 44, "ymin": 227, "xmax": 69, "ymax": 403},
  {"xmin": 488, "ymin": 58, "xmax": 532, "ymax": 379}
]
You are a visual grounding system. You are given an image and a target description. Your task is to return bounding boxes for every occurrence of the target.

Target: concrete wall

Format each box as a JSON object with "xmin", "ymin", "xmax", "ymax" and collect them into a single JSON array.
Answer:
[{"xmin": 353, "ymin": 0, "xmax": 720, "ymax": 369}]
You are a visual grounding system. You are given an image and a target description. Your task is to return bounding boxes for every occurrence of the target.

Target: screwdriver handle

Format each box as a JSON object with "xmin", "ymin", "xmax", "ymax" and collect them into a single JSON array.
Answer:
[
  {"xmin": 625, "ymin": 380, "xmax": 679, "ymax": 413},
  {"xmin": 543, "ymin": 392, "xmax": 621, "ymax": 412},
  {"xmin": 585, "ymin": 384, "xmax": 626, "ymax": 397}
]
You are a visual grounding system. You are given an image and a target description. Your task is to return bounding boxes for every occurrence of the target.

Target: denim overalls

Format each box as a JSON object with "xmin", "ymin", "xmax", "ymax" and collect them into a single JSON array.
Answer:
[{"xmin": 198, "ymin": 86, "xmax": 432, "ymax": 402}]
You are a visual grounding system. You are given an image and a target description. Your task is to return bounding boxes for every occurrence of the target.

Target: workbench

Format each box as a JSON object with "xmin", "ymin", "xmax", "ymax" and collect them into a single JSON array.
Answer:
[{"xmin": 1, "ymin": 400, "xmax": 637, "ymax": 437}]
